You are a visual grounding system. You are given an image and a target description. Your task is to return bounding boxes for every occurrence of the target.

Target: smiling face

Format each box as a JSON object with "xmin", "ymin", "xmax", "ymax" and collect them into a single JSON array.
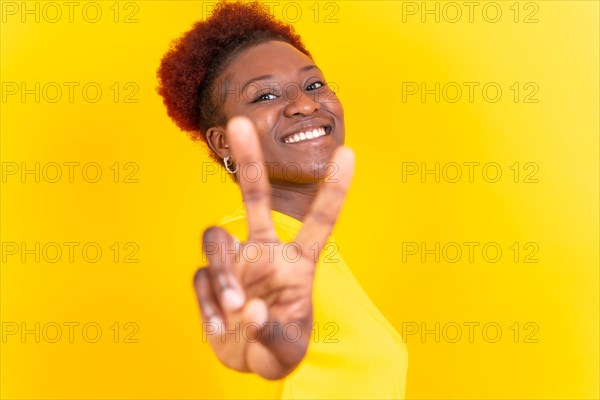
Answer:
[{"xmin": 206, "ymin": 40, "xmax": 345, "ymax": 184}]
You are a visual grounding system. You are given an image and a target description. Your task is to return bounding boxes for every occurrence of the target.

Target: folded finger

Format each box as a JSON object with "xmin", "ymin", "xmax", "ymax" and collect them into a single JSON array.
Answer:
[
  {"xmin": 193, "ymin": 267, "xmax": 223, "ymax": 327},
  {"xmin": 202, "ymin": 226, "xmax": 245, "ymax": 311}
]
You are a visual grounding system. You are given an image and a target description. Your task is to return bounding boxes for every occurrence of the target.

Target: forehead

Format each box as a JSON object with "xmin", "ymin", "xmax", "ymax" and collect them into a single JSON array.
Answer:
[{"xmin": 220, "ymin": 40, "xmax": 315, "ymax": 85}]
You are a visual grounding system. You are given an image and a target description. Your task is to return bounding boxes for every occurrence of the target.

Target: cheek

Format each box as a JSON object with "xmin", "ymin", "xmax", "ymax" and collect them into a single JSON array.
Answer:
[
  {"xmin": 323, "ymin": 98, "xmax": 345, "ymax": 142},
  {"xmin": 246, "ymin": 110, "xmax": 281, "ymax": 151},
  {"xmin": 335, "ymin": 104, "xmax": 345, "ymax": 130},
  {"xmin": 322, "ymin": 91, "xmax": 344, "ymax": 119}
]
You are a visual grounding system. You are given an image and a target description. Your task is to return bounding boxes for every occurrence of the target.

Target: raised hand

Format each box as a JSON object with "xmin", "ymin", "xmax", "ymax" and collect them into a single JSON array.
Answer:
[{"xmin": 193, "ymin": 116, "xmax": 354, "ymax": 380}]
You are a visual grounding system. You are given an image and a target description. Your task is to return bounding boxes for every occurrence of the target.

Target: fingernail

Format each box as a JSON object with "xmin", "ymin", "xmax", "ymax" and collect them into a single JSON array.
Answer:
[{"xmin": 222, "ymin": 289, "xmax": 244, "ymax": 310}]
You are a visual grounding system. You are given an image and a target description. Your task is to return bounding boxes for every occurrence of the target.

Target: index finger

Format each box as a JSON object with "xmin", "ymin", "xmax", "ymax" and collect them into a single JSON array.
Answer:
[
  {"xmin": 227, "ymin": 116, "xmax": 277, "ymax": 242},
  {"xmin": 294, "ymin": 146, "xmax": 355, "ymax": 257}
]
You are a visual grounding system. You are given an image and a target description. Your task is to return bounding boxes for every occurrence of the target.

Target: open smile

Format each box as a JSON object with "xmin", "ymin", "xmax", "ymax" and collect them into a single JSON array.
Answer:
[{"xmin": 283, "ymin": 125, "xmax": 332, "ymax": 144}]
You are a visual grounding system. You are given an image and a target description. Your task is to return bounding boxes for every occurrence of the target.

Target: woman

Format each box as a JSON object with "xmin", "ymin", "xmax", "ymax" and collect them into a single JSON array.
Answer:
[{"xmin": 157, "ymin": 2, "xmax": 408, "ymax": 398}]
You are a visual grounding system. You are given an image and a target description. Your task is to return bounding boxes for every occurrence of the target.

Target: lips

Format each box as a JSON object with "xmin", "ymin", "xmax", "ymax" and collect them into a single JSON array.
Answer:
[{"xmin": 282, "ymin": 125, "xmax": 332, "ymax": 144}]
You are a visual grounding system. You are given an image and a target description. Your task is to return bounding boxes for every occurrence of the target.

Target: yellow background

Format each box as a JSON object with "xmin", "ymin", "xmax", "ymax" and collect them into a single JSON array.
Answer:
[{"xmin": 1, "ymin": 0, "xmax": 598, "ymax": 399}]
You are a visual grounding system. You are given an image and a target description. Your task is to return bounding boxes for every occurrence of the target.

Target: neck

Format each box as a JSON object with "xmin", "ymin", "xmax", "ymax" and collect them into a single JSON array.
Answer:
[{"xmin": 270, "ymin": 182, "xmax": 320, "ymax": 223}]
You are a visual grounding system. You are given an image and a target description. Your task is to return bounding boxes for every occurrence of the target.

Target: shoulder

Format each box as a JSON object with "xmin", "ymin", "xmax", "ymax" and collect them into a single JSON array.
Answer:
[{"xmin": 217, "ymin": 207, "xmax": 249, "ymax": 242}]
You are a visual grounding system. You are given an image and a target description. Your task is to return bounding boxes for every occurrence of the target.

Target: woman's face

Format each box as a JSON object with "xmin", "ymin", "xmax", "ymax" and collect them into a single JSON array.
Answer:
[{"xmin": 211, "ymin": 40, "xmax": 345, "ymax": 184}]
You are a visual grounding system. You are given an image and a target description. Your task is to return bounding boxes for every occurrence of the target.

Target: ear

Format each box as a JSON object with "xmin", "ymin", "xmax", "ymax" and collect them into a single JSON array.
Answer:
[{"xmin": 205, "ymin": 126, "xmax": 230, "ymax": 160}]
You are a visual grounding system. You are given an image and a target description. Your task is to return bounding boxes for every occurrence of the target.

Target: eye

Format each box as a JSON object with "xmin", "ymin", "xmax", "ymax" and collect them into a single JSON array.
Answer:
[
  {"xmin": 252, "ymin": 92, "xmax": 277, "ymax": 103},
  {"xmin": 307, "ymin": 81, "xmax": 325, "ymax": 90}
]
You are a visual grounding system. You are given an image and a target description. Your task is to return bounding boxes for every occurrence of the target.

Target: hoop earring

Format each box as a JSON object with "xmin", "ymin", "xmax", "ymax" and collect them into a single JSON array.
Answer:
[{"xmin": 223, "ymin": 156, "xmax": 238, "ymax": 174}]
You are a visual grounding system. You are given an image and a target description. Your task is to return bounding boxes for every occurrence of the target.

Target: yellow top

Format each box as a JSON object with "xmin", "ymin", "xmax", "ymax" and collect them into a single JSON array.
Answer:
[{"xmin": 211, "ymin": 207, "xmax": 408, "ymax": 399}]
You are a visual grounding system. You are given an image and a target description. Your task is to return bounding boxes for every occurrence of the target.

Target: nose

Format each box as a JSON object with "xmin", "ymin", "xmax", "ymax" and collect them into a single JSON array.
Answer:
[{"xmin": 283, "ymin": 86, "xmax": 320, "ymax": 117}]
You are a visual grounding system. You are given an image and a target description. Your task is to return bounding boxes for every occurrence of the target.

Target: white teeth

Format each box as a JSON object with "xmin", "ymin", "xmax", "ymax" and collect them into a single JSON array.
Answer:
[{"xmin": 284, "ymin": 127, "xmax": 328, "ymax": 143}]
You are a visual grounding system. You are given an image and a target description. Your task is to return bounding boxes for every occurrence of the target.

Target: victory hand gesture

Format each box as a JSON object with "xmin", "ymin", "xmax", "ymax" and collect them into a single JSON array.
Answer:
[{"xmin": 194, "ymin": 116, "xmax": 354, "ymax": 380}]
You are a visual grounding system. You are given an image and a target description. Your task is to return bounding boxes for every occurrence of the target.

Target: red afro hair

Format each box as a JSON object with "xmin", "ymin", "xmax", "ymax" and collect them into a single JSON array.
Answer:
[{"xmin": 156, "ymin": 1, "xmax": 311, "ymax": 147}]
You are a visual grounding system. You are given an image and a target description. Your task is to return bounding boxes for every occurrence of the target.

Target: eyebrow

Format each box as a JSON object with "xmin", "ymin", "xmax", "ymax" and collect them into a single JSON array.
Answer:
[{"xmin": 240, "ymin": 65, "xmax": 320, "ymax": 93}]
